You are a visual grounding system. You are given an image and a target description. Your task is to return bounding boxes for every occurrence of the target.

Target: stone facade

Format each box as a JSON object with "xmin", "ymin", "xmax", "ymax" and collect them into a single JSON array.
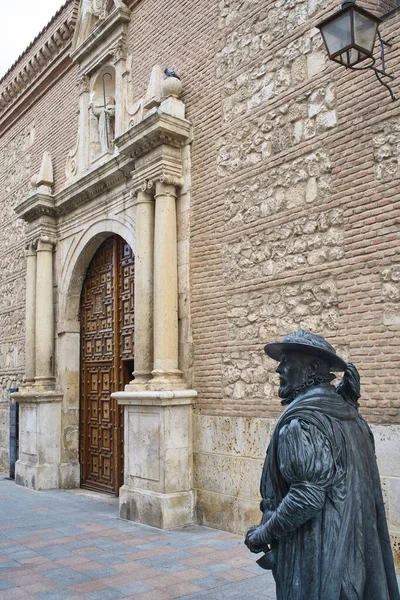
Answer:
[{"xmin": 0, "ymin": 0, "xmax": 399, "ymax": 571}]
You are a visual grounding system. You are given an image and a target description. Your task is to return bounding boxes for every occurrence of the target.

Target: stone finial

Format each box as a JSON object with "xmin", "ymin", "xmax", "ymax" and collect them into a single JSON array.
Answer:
[
  {"xmin": 160, "ymin": 76, "xmax": 185, "ymax": 119},
  {"xmin": 162, "ymin": 76, "xmax": 182, "ymax": 99},
  {"xmin": 30, "ymin": 152, "xmax": 54, "ymax": 195},
  {"xmin": 144, "ymin": 65, "xmax": 164, "ymax": 110}
]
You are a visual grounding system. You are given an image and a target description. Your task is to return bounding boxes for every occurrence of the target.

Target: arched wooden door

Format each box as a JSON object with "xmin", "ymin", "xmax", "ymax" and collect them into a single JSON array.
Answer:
[{"xmin": 80, "ymin": 235, "xmax": 135, "ymax": 495}]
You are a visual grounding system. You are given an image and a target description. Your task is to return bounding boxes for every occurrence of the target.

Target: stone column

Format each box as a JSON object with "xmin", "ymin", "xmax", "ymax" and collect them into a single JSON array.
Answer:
[
  {"xmin": 151, "ymin": 180, "xmax": 183, "ymax": 388},
  {"xmin": 35, "ymin": 238, "xmax": 55, "ymax": 388},
  {"xmin": 127, "ymin": 187, "xmax": 154, "ymax": 387},
  {"xmin": 78, "ymin": 75, "xmax": 90, "ymax": 174},
  {"xmin": 25, "ymin": 243, "xmax": 37, "ymax": 384}
]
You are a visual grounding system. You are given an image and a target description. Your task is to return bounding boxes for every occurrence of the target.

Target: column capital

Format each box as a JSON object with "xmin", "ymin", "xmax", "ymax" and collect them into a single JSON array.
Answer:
[
  {"xmin": 26, "ymin": 242, "xmax": 37, "ymax": 256},
  {"xmin": 77, "ymin": 74, "xmax": 90, "ymax": 95},
  {"xmin": 155, "ymin": 179, "xmax": 178, "ymax": 199},
  {"xmin": 131, "ymin": 180, "xmax": 155, "ymax": 204},
  {"xmin": 36, "ymin": 237, "xmax": 56, "ymax": 252}
]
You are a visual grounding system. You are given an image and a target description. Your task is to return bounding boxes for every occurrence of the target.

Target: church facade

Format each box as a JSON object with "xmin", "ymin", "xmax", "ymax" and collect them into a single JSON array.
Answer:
[{"xmin": 0, "ymin": 0, "xmax": 399, "ymax": 565}]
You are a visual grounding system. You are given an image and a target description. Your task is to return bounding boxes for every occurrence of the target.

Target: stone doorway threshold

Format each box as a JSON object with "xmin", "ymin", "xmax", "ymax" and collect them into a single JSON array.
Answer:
[{"xmin": 66, "ymin": 487, "xmax": 119, "ymax": 507}]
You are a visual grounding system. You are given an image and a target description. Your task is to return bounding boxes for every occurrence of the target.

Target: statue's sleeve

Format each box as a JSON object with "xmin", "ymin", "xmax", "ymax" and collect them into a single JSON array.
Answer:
[{"xmin": 265, "ymin": 418, "xmax": 336, "ymax": 541}]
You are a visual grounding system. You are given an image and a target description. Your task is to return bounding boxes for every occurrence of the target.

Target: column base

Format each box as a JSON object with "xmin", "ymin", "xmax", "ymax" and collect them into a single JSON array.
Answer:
[
  {"xmin": 119, "ymin": 486, "xmax": 195, "ymax": 529},
  {"xmin": 15, "ymin": 461, "xmax": 59, "ymax": 490},
  {"xmin": 33, "ymin": 376, "xmax": 56, "ymax": 390},
  {"xmin": 12, "ymin": 389, "xmax": 63, "ymax": 491},
  {"xmin": 148, "ymin": 369, "xmax": 187, "ymax": 391}
]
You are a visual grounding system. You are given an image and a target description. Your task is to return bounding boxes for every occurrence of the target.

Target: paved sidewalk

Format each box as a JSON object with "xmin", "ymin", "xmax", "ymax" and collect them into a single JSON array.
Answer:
[
  {"xmin": 0, "ymin": 476, "xmax": 276, "ymax": 599},
  {"xmin": 0, "ymin": 478, "xmax": 399, "ymax": 600}
]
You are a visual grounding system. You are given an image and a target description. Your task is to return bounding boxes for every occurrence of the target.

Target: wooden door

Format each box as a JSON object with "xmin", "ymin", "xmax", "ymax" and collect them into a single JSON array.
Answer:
[{"xmin": 80, "ymin": 235, "xmax": 135, "ymax": 495}]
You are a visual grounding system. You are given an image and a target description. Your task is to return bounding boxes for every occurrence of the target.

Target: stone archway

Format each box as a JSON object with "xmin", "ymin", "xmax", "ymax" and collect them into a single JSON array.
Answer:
[
  {"xmin": 56, "ymin": 219, "xmax": 136, "ymax": 490},
  {"xmin": 80, "ymin": 234, "xmax": 134, "ymax": 495}
]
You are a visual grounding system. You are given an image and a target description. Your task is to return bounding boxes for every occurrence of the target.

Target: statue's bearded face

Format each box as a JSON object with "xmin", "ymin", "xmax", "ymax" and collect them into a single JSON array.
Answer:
[{"xmin": 276, "ymin": 352, "xmax": 312, "ymax": 400}]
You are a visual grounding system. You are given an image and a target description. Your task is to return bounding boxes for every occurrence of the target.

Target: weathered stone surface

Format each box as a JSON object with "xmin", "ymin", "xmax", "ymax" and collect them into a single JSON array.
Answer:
[
  {"xmin": 226, "ymin": 280, "xmax": 339, "ymax": 344},
  {"xmin": 0, "ymin": 123, "xmax": 35, "ymax": 171},
  {"xmin": 218, "ymin": 0, "xmax": 325, "ymax": 43},
  {"xmin": 194, "ymin": 452, "xmax": 262, "ymax": 499},
  {"xmin": 193, "ymin": 414, "xmax": 276, "ymax": 535},
  {"xmin": 381, "ymin": 262, "xmax": 400, "ymax": 326},
  {"xmin": 372, "ymin": 424, "xmax": 400, "ymax": 479},
  {"xmin": 217, "ymin": 85, "xmax": 336, "ymax": 175},
  {"xmin": 221, "ymin": 30, "xmax": 326, "ymax": 121},
  {"xmin": 372, "ymin": 116, "xmax": 400, "ymax": 182},
  {"xmin": 388, "ymin": 477, "xmax": 400, "ymax": 530},
  {"xmin": 224, "ymin": 149, "xmax": 331, "ymax": 229},
  {"xmin": 222, "ymin": 350, "xmax": 279, "ymax": 403},
  {"xmin": 224, "ymin": 208, "xmax": 344, "ymax": 283},
  {"xmin": 193, "ymin": 414, "xmax": 275, "ymax": 458}
]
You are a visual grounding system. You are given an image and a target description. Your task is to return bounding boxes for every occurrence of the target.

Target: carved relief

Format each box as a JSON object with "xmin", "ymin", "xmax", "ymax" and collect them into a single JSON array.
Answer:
[
  {"xmin": 89, "ymin": 65, "xmax": 116, "ymax": 159},
  {"xmin": 72, "ymin": 0, "xmax": 127, "ymax": 50}
]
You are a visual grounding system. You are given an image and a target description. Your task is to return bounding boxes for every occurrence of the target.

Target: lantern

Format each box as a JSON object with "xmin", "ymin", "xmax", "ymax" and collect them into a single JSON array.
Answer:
[{"xmin": 316, "ymin": 0, "xmax": 381, "ymax": 67}]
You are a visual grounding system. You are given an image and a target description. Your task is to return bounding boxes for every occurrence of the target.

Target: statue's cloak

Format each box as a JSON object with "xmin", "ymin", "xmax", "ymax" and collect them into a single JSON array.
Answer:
[{"xmin": 260, "ymin": 384, "xmax": 399, "ymax": 600}]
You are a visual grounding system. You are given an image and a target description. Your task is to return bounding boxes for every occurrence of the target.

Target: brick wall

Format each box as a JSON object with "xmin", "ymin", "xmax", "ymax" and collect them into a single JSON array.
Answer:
[{"xmin": 0, "ymin": 2, "xmax": 78, "ymax": 469}]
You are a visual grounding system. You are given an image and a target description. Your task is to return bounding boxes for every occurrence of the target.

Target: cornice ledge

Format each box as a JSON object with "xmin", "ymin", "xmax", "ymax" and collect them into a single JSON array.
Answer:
[
  {"xmin": 115, "ymin": 110, "xmax": 192, "ymax": 159},
  {"xmin": 15, "ymin": 192, "xmax": 56, "ymax": 224},
  {"xmin": 54, "ymin": 153, "xmax": 134, "ymax": 215},
  {"xmin": 0, "ymin": 15, "xmax": 75, "ymax": 117},
  {"xmin": 71, "ymin": 6, "xmax": 131, "ymax": 64}
]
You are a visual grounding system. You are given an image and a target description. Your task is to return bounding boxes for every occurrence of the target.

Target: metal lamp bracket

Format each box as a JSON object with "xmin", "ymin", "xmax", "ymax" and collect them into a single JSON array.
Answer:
[{"xmin": 347, "ymin": 30, "xmax": 396, "ymax": 101}]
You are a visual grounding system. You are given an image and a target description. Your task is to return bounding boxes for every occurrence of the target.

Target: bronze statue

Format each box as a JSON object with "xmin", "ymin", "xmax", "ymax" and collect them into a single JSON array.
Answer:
[{"xmin": 245, "ymin": 330, "xmax": 399, "ymax": 600}]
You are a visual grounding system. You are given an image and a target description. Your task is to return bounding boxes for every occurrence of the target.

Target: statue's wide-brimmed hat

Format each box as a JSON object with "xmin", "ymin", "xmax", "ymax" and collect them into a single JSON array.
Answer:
[{"xmin": 264, "ymin": 329, "xmax": 347, "ymax": 372}]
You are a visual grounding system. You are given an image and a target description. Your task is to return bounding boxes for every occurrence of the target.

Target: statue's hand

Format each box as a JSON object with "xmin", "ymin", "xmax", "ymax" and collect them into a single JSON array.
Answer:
[{"xmin": 244, "ymin": 525, "xmax": 269, "ymax": 554}]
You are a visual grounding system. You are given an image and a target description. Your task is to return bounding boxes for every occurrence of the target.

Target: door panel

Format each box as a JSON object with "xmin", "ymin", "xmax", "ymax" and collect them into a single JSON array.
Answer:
[{"xmin": 80, "ymin": 235, "xmax": 135, "ymax": 495}]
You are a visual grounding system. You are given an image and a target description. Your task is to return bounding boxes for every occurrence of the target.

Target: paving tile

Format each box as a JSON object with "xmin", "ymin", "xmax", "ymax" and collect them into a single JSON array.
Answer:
[
  {"xmin": 85, "ymin": 566, "xmax": 119, "ymax": 580},
  {"xmin": 114, "ymin": 581, "xmax": 155, "ymax": 595},
  {"xmin": 0, "ymin": 580, "xmax": 16, "ymax": 590},
  {"xmin": 141, "ymin": 573, "xmax": 181, "ymax": 588},
  {"xmin": 68, "ymin": 579, "xmax": 110, "ymax": 594},
  {"xmin": 36, "ymin": 546, "xmax": 76, "ymax": 560},
  {"xmin": 73, "ymin": 560, "xmax": 109, "ymax": 572},
  {"xmin": 83, "ymin": 588, "xmax": 125, "ymax": 600},
  {"xmin": 122, "ymin": 591, "xmax": 175, "ymax": 600},
  {"xmin": 217, "ymin": 569, "xmax": 257, "ymax": 582},
  {"xmin": 197, "ymin": 563, "xmax": 232, "ymax": 574},
  {"xmin": 139, "ymin": 557, "xmax": 190, "ymax": 574},
  {"xmin": 173, "ymin": 568, "xmax": 208, "ymax": 582},
  {"xmin": 0, "ymin": 589, "xmax": 36, "ymax": 600},
  {"xmin": 190, "ymin": 575, "xmax": 230, "ymax": 590},
  {"xmin": 180, "ymin": 555, "xmax": 216, "ymax": 567},
  {"xmin": 35, "ymin": 590, "xmax": 78, "ymax": 600},
  {"xmin": 19, "ymin": 581, "xmax": 58, "ymax": 595},
  {"xmin": 186, "ymin": 546, "xmax": 216, "ymax": 556},
  {"xmin": 162, "ymin": 582, "xmax": 204, "ymax": 598},
  {"xmin": 42, "ymin": 567, "xmax": 91, "ymax": 586},
  {"xmin": 84, "ymin": 551, "xmax": 129, "ymax": 565}
]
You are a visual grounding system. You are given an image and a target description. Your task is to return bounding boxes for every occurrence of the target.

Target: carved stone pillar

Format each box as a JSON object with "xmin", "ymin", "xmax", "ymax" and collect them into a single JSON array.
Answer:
[
  {"xmin": 35, "ymin": 238, "xmax": 55, "ymax": 388},
  {"xmin": 126, "ymin": 186, "xmax": 154, "ymax": 388},
  {"xmin": 150, "ymin": 180, "xmax": 183, "ymax": 388},
  {"xmin": 25, "ymin": 243, "xmax": 37, "ymax": 384},
  {"xmin": 78, "ymin": 75, "xmax": 90, "ymax": 174}
]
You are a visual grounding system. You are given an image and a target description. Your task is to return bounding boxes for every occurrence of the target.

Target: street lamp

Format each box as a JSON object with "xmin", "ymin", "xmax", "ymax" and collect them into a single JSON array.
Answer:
[{"xmin": 316, "ymin": 0, "xmax": 396, "ymax": 101}]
